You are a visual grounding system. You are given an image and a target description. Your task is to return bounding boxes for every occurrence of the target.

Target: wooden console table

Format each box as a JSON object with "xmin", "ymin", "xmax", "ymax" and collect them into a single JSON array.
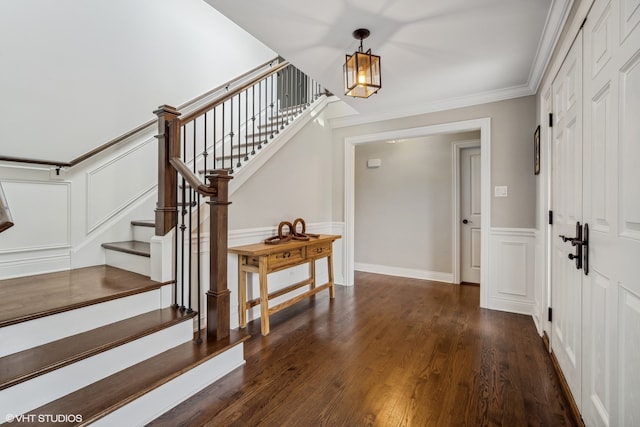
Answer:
[{"xmin": 229, "ymin": 234, "xmax": 341, "ymax": 336}]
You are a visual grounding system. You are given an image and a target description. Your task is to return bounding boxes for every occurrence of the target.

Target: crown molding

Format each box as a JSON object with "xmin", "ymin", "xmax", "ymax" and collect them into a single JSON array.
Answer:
[
  {"xmin": 328, "ymin": 84, "xmax": 533, "ymax": 128},
  {"xmin": 528, "ymin": 0, "xmax": 574, "ymax": 93},
  {"xmin": 328, "ymin": 0, "xmax": 573, "ymax": 129}
]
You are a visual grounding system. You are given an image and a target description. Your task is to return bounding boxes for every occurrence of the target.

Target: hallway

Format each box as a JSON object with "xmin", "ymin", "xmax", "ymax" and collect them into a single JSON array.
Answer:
[{"xmin": 150, "ymin": 272, "xmax": 576, "ymax": 426}]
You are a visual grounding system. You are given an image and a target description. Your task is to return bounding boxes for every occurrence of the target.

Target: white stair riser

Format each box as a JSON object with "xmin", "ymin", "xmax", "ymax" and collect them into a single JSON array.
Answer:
[
  {"xmin": 0, "ymin": 284, "xmax": 172, "ymax": 357},
  {"xmin": 104, "ymin": 250, "xmax": 150, "ymax": 277},
  {"xmin": 133, "ymin": 225, "xmax": 155, "ymax": 243},
  {"xmin": 0, "ymin": 320, "xmax": 193, "ymax": 419},
  {"xmin": 93, "ymin": 344, "xmax": 245, "ymax": 426}
]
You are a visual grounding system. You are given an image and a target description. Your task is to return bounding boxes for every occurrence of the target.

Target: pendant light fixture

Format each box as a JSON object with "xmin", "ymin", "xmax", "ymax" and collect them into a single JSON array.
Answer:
[{"xmin": 344, "ymin": 28, "xmax": 381, "ymax": 98}]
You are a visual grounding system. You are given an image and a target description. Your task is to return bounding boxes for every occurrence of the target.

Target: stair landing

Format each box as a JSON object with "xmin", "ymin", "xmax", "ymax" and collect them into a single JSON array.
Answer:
[{"xmin": 0, "ymin": 265, "xmax": 169, "ymax": 327}]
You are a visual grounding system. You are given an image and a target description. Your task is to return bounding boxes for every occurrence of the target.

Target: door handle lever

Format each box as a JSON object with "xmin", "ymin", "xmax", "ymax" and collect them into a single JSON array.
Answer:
[
  {"xmin": 560, "ymin": 222, "xmax": 584, "ymax": 270},
  {"xmin": 559, "ymin": 222, "xmax": 589, "ymax": 274},
  {"xmin": 581, "ymin": 224, "xmax": 589, "ymax": 275}
]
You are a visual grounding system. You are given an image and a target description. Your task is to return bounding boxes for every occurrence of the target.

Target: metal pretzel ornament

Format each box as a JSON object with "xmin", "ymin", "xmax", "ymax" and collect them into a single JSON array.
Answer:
[{"xmin": 264, "ymin": 218, "xmax": 319, "ymax": 244}]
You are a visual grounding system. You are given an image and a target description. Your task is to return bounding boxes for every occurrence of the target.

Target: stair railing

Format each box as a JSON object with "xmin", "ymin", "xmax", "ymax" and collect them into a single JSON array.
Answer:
[
  {"xmin": 0, "ymin": 183, "xmax": 14, "ymax": 233},
  {"xmin": 155, "ymin": 59, "xmax": 325, "ymax": 342},
  {"xmin": 0, "ymin": 57, "xmax": 282, "ymax": 171}
]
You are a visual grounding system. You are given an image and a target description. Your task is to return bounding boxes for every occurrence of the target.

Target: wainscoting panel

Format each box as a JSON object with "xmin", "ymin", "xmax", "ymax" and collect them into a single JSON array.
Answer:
[
  {"xmin": 86, "ymin": 137, "xmax": 157, "ymax": 233},
  {"xmin": 0, "ymin": 254, "xmax": 71, "ymax": 280},
  {"xmin": 488, "ymin": 228, "xmax": 536, "ymax": 315},
  {"xmin": 0, "ymin": 180, "xmax": 70, "ymax": 253}
]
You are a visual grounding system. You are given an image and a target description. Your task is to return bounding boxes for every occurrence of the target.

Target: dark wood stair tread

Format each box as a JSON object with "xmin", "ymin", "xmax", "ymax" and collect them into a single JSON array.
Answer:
[
  {"xmin": 0, "ymin": 266, "xmax": 168, "ymax": 328},
  {"xmin": 131, "ymin": 220, "xmax": 155, "ymax": 228},
  {"xmin": 0, "ymin": 307, "xmax": 196, "ymax": 390},
  {"xmin": 101, "ymin": 240, "xmax": 151, "ymax": 257},
  {"xmin": 25, "ymin": 329, "xmax": 249, "ymax": 426}
]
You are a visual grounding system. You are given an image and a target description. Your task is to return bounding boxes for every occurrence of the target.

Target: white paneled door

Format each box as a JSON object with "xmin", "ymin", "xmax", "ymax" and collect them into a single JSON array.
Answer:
[
  {"xmin": 549, "ymin": 0, "xmax": 640, "ymax": 423},
  {"xmin": 461, "ymin": 147, "xmax": 481, "ymax": 284},
  {"xmin": 550, "ymin": 30, "xmax": 584, "ymax": 409},
  {"xmin": 581, "ymin": 0, "xmax": 640, "ymax": 424}
]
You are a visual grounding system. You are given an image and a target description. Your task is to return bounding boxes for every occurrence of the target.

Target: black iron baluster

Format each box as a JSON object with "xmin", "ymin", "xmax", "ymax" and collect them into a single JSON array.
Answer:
[
  {"xmin": 270, "ymin": 74, "xmax": 276, "ymax": 138},
  {"xmin": 196, "ymin": 191, "xmax": 202, "ymax": 343},
  {"xmin": 251, "ymin": 85, "xmax": 256, "ymax": 155},
  {"xmin": 203, "ymin": 112, "xmax": 209, "ymax": 176},
  {"xmin": 289, "ymin": 66, "xmax": 294, "ymax": 120},
  {"xmin": 309, "ymin": 76, "xmax": 312, "ymax": 103},
  {"xmin": 221, "ymin": 102, "xmax": 225, "ymax": 171},
  {"xmin": 279, "ymin": 70, "xmax": 284, "ymax": 128},
  {"xmin": 179, "ymin": 127, "xmax": 187, "ymax": 312},
  {"xmin": 213, "ymin": 106, "xmax": 217, "ymax": 172},
  {"xmin": 236, "ymin": 92, "xmax": 242, "ymax": 169},
  {"xmin": 173, "ymin": 195, "xmax": 178, "ymax": 310},
  {"xmin": 258, "ymin": 80, "xmax": 262, "ymax": 150},
  {"xmin": 187, "ymin": 185, "xmax": 193, "ymax": 314},
  {"xmin": 229, "ymin": 98, "xmax": 235, "ymax": 174},
  {"xmin": 297, "ymin": 68, "xmax": 302, "ymax": 115},
  {"xmin": 284, "ymin": 67, "xmax": 289, "ymax": 122},
  {"xmin": 187, "ymin": 119, "xmax": 197, "ymax": 314},
  {"xmin": 244, "ymin": 89, "xmax": 249, "ymax": 162}
]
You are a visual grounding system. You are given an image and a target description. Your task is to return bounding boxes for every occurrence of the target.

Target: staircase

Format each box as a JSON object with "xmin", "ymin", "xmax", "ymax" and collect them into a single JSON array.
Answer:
[
  {"xmin": 0, "ymin": 221, "xmax": 248, "ymax": 426},
  {"xmin": 0, "ymin": 59, "xmax": 326, "ymax": 425}
]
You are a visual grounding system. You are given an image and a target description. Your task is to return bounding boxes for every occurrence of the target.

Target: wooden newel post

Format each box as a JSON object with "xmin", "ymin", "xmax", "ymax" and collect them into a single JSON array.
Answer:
[
  {"xmin": 153, "ymin": 105, "xmax": 181, "ymax": 236},
  {"xmin": 206, "ymin": 170, "xmax": 233, "ymax": 341}
]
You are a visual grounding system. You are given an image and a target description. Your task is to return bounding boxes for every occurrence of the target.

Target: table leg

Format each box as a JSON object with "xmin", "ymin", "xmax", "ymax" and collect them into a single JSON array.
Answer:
[
  {"xmin": 309, "ymin": 258, "xmax": 316, "ymax": 291},
  {"xmin": 328, "ymin": 253, "xmax": 335, "ymax": 298},
  {"xmin": 258, "ymin": 257, "xmax": 270, "ymax": 336},
  {"xmin": 238, "ymin": 255, "xmax": 247, "ymax": 328}
]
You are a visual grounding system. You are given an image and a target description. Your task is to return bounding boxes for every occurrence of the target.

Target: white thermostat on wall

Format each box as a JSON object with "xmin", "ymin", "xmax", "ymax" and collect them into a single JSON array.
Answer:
[
  {"xmin": 367, "ymin": 158, "xmax": 382, "ymax": 168},
  {"xmin": 494, "ymin": 185, "xmax": 508, "ymax": 197}
]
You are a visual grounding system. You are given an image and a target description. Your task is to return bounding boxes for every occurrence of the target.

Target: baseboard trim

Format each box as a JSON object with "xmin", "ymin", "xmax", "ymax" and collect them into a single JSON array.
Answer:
[
  {"xmin": 547, "ymin": 346, "xmax": 585, "ymax": 427},
  {"xmin": 542, "ymin": 331, "xmax": 550, "ymax": 352},
  {"xmin": 354, "ymin": 263, "xmax": 453, "ymax": 283}
]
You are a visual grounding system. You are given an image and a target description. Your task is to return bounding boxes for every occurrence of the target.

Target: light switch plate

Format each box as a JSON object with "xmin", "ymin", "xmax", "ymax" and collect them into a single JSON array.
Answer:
[
  {"xmin": 494, "ymin": 185, "xmax": 508, "ymax": 197},
  {"xmin": 367, "ymin": 158, "xmax": 381, "ymax": 168}
]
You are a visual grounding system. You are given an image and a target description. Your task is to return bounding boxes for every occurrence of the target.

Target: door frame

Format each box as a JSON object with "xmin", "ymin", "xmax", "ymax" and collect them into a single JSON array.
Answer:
[
  {"xmin": 452, "ymin": 139, "xmax": 481, "ymax": 285},
  {"xmin": 343, "ymin": 118, "xmax": 492, "ymax": 308}
]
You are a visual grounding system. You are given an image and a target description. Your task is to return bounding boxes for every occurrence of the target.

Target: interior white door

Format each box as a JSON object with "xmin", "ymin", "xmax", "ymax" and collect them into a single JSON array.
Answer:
[
  {"xmin": 582, "ymin": 0, "xmax": 640, "ymax": 424},
  {"xmin": 550, "ymin": 31, "xmax": 583, "ymax": 409},
  {"xmin": 460, "ymin": 146, "xmax": 481, "ymax": 284}
]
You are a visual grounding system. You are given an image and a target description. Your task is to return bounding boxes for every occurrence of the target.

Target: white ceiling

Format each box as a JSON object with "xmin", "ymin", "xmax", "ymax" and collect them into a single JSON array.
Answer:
[{"xmin": 205, "ymin": 0, "xmax": 571, "ymax": 124}]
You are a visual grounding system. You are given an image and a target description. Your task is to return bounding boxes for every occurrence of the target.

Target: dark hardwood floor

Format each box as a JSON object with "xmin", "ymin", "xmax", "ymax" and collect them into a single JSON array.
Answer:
[{"xmin": 149, "ymin": 272, "xmax": 577, "ymax": 427}]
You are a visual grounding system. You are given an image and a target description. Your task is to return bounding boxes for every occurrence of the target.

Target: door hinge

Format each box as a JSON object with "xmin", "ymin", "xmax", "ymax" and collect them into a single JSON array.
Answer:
[
  {"xmin": 549, "ymin": 210, "xmax": 553, "ymax": 225},
  {"xmin": 548, "ymin": 307, "xmax": 553, "ymax": 322},
  {"xmin": 549, "ymin": 113, "xmax": 553, "ymax": 127}
]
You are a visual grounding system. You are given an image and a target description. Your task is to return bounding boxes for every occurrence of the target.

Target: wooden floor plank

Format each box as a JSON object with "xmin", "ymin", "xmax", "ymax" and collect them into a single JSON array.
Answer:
[
  {"xmin": 0, "ymin": 307, "xmax": 195, "ymax": 390},
  {"xmin": 0, "ymin": 266, "xmax": 168, "ymax": 327},
  {"xmin": 149, "ymin": 272, "xmax": 577, "ymax": 427}
]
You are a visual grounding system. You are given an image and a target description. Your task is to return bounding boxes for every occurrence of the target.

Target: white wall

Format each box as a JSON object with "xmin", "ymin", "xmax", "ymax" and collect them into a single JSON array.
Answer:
[
  {"xmin": 0, "ymin": 0, "xmax": 276, "ymax": 161},
  {"xmin": 0, "ymin": 0, "xmax": 277, "ymax": 278},
  {"xmin": 331, "ymin": 96, "xmax": 538, "ymax": 229},
  {"xmin": 354, "ymin": 132, "xmax": 479, "ymax": 277},
  {"xmin": 229, "ymin": 109, "xmax": 335, "ymax": 230},
  {"xmin": 330, "ymin": 96, "xmax": 539, "ymax": 314}
]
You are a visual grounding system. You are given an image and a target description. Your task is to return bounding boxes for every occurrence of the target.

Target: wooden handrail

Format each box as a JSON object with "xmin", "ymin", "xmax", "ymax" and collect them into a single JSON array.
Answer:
[
  {"xmin": 0, "ymin": 57, "xmax": 282, "ymax": 169},
  {"xmin": 180, "ymin": 61, "xmax": 290, "ymax": 124},
  {"xmin": 169, "ymin": 157, "xmax": 216, "ymax": 197},
  {"xmin": 0, "ymin": 183, "xmax": 14, "ymax": 233}
]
